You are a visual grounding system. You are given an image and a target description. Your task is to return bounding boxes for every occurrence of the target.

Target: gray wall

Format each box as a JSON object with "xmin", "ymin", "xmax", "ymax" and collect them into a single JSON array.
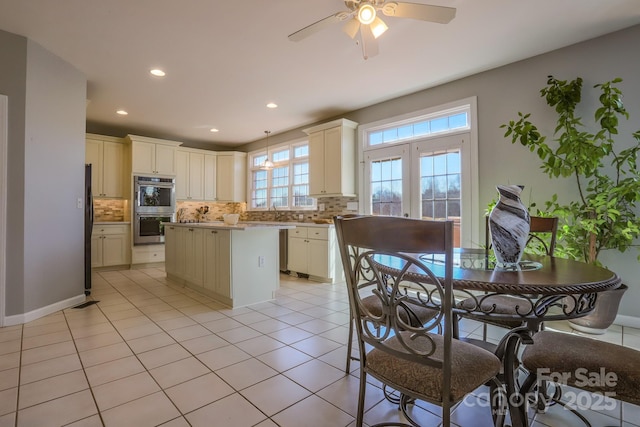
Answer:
[
  {"xmin": 0, "ymin": 29, "xmax": 87, "ymax": 317},
  {"xmin": 0, "ymin": 29, "xmax": 27, "ymax": 316},
  {"xmin": 242, "ymin": 25, "xmax": 640, "ymax": 318}
]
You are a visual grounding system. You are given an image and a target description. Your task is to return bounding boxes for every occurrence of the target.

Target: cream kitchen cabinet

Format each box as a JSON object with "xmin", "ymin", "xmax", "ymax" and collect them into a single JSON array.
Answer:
[
  {"xmin": 165, "ymin": 223, "xmax": 284, "ymax": 307},
  {"xmin": 287, "ymin": 226, "xmax": 343, "ymax": 283},
  {"xmin": 85, "ymin": 134, "xmax": 125, "ymax": 198},
  {"xmin": 167, "ymin": 226, "xmax": 230, "ymax": 297},
  {"xmin": 176, "ymin": 149, "xmax": 205, "ymax": 200},
  {"xmin": 91, "ymin": 224, "xmax": 129, "ymax": 267},
  {"xmin": 131, "ymin": 244, "xmax": 165, "ymax": 264},
  {"xmin": 183, "ymin": 227, "xmax": 205, "ymax": 286},
  {"xmin": 176, "ymin": 148, "xmax": 217, "ymax": 201},
  {"xmin": 164, "ymin": 225, "xmax": 178, "ymax": 276},
  {"xmin": 216, "ymin": 151, "xmax": 246, "ymax": 202},
  {"xmin": 304, "ymin": 118, "xmax": 358, "ymax": 197},
  {"xmin": 204, "ymin": 153, "xmax": 217, "ymax": 201},
  {"xmin": 203, "ymin": 229, "xmax": 231, "ymax": 298},
  {"xmin": 127, "ymin": 134, "xmax": 181, "ymax": 176}
]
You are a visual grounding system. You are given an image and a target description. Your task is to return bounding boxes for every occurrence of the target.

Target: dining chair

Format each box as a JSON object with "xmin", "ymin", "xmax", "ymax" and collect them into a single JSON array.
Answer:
[
  {"xmin": 342, "ymin": 214, "xmax": 440, "ymax": 374},
  {"xmin": 335, "ymin": 215, "xmax": 504, "ymax": 427},
  {"xmin": 520, "ymin": 330, "xmax": 640, "ymax": 426},
  {"xmin": 455, "ymin": 216, "xmax": 559, "ymax": 345}
]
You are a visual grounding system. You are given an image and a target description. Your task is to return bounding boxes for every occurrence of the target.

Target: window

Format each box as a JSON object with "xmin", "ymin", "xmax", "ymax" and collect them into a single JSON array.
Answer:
[
  {"xmin": 368, "ymin": 109, "xmax": 469, "ymax": 147},
  {"xmin": 361, "ymin": 97, "xmax": 479, "ymax": 247},
  {"xmin": 371, "ymin": 157, "xmax": 403, "ymax": 216},
  {"xmin": 249, "ymin": 141, "xmax": 315, "ymax": 210}
]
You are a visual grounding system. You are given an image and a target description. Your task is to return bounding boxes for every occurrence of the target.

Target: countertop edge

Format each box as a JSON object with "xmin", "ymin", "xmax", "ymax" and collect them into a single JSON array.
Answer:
[{"xmin": 164, "ymin": 222, "xmax": 296, "ymax": 230}]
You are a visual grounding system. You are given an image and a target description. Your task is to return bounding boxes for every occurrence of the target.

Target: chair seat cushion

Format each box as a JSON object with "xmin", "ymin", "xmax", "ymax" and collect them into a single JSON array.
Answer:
[
  {"xmin": 366, "ymin": 331, "xmax": 501, "ymax": 402},
  {"xmin": 522, "ymin": 330, "xmax": 640, "ymax": 406},
  {"xmin": 362, "ymin": 295, "xmax": 439, "ymax": 326},
  {"xmin": 457, "ymin": 295, "xmax": 531, "ymax": 328}
]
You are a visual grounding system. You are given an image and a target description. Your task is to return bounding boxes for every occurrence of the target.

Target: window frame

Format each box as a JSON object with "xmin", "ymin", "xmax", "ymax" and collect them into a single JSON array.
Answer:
[
  {"xmin": 247, "ymin": 138, "xmax": 316, "ymax": 211},
  {"xmin": 358, "ymin": 96, "xmax": 480, "ymax": 247}
]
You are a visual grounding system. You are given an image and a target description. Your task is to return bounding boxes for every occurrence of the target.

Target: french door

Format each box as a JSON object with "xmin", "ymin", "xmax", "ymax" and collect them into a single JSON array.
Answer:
[
  {"xmin": 364, "ymin": 144, "xmax": 410, "ymax": 217},
  {"xmin": 363, "ymin": 132, "xmax": 473, "ymax": 247}
]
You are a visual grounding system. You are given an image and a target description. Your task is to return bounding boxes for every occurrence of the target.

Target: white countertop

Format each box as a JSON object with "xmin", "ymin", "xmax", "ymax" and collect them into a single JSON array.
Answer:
[
  {"xmin": 94, "ymin": 221, "xmax": 130, "ymax": 225},
  {"xmin": 165, "ymin": 221, "xmax": 296, "ymax": 231},
  {"xmin": 167, "ymin": 220, "xmax": 334, "ymax": 229}
]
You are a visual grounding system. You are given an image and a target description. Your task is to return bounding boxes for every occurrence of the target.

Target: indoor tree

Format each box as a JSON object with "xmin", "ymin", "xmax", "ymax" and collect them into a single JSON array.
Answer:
[{"xmin": 501, "ymin": 75, "xmax": 640, "ymax": 266}]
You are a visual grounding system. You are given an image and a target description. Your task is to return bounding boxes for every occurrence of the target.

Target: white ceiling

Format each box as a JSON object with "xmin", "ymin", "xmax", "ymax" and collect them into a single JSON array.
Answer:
[{"xmin": 1, "ymin": 0, "xmax": 640, "ymax": 147}]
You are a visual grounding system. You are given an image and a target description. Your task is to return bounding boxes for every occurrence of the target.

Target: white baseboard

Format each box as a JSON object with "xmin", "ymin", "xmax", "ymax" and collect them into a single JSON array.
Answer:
[
  {"xmin": 3, "ymin": 293, "xmax": 86, "ymax": 326},
  {"xmin": 614, "ymin": 314, "xmax": 640, "ymax": 329}
]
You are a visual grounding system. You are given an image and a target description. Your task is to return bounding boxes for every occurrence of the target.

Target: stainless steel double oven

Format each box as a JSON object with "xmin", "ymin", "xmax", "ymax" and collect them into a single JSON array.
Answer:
[{"xmin": 133, "ymin": 176, "xmax": 175, "ymax": 245}]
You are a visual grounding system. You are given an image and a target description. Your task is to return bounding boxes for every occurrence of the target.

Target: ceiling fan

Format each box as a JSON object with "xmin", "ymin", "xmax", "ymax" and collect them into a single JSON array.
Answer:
[{"xmin": 288, "ymin": 0, "xmax": 456, "ymax": 60}]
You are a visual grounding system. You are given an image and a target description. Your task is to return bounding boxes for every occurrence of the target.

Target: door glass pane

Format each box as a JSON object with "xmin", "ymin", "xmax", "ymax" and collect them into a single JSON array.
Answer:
[
  {"xmin": 420, "ymin": 150, "xmax": 462, "ymax": 246},
  {"xmin": 370, "ymin": 157, "xmax": 402, "ymax": 216}
]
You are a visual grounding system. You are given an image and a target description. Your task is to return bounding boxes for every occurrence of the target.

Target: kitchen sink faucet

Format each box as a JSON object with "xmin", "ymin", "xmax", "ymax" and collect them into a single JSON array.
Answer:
[{"xmin": 271, "ymin": 203, "xmax": 283, "ymax": 221}]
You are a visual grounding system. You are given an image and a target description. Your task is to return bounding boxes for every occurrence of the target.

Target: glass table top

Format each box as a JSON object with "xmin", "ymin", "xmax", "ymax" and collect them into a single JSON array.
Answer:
[{"xmin": 417, "ymin": 248, "xmax": 543, "ymax": 272}]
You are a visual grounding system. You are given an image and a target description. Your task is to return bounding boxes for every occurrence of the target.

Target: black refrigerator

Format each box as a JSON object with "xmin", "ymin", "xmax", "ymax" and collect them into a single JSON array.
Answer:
[{"xmin": 84, "ymin": 164, "xmax": 93, "ymax": 295}]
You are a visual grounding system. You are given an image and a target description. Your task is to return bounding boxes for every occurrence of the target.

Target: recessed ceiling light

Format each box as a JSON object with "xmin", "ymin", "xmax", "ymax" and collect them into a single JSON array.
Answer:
[
  {"xmin": 210, "ymin": 128, "xmax": 219, "ymax": 133},
  {"xmin": 150, "ymin": 69, "xmax": 166, "ymax": 77},
  {"xmin": 116, "ymin": 110, "xmax": 128, "ymax": 115},
  {"xmin": 266, "ymin": 102, "xmax": 278, "ymax": 109}
]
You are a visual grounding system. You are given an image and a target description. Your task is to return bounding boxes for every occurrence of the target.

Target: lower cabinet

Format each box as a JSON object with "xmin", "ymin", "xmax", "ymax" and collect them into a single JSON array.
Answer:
[
  {"xmin": 166, "ymin": 225, "xmax": 231, "ymax": 299},
  {"xmin": 203, "ymin": 229, "xmax": 231, "ymax": 298},
  {"xmin": 131, "ymin": 244, "xmax": 165, "ymax": 264},
  {"xmin": 287, "ymin": 226, "xmax": 343, "ymax": 283},
  {"xmin": 92, "ymin": 224, "xmax": 129, "ymax": 267},
  {"xmin": 166, "ymin": 225, "xmax": 281, "ymax": 307}
]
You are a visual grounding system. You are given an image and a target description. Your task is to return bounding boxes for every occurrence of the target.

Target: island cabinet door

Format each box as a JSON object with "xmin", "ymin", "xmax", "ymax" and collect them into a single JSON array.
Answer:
[
  {"xmin": 164, "ymin": 226, "xmax": 176, "ymax": 275},
  {"xmin": 204, "ymin": 229, "xmax": 231, "ymax": 298},
  {"xmin": 184, "ymin": 228, "xmax": 204, "ymax": 286},
  {"xmin": 173, "ymin": 227, "xmax": 186, "ymax": 277}
]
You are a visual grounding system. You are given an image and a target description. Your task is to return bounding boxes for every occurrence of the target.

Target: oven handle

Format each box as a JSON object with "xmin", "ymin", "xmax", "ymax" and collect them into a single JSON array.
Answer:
[{"xmin": 135, "ymin": 181, "xmax": 175, "ymax": 188}]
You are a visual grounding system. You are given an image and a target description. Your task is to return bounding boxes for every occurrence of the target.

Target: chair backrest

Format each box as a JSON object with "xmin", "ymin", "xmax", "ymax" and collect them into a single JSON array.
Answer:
[
  {"xmin": 485, "ymin": 215, "xmax": 558, "ymax": 256},
  {"xmin": 334, "ymin": 215, "xmax": 454, "ymax": 370}
]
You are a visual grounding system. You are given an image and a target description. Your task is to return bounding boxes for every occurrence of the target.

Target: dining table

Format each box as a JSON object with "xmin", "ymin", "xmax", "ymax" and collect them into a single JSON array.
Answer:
[{"xmin": 372, "ymin": 248, "xmax": 622, "ymax": 427}]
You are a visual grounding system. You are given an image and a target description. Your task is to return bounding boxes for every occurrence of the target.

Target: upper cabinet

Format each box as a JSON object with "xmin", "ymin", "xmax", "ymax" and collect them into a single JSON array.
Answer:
[
  {"xmin": 304, "ymin": 118, "xmax": 358, "ymax": 197},
  {"xmin": 176, "ymin": 148, "xmax": 217, "ymax": 201},
  {"xmin": 85, "ymin": 133, "xmax": 126, "ymax": 198},
  {"xmin": 216, "ymin": 152, "xmax": 246, "ymax": 202},
  {"xmin": 127, "ymin": 135, "xmax": 181, "ymax": 176}
]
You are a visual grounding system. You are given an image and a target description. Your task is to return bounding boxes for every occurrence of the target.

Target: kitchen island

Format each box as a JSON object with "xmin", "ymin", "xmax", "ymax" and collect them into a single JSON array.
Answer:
[{"xmin": 164, "ymin": 222, "xmax": 294, "ymax": 308}]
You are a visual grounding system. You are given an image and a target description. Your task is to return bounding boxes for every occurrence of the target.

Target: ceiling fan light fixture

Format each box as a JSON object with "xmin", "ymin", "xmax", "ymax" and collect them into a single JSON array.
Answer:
[
  {"xmin": 343, "ymin": 18, "xmax": 360, "ymax": 39},
  {"xmin": 370, "ymin": 16, "xmax": 388, "ymax": 39},
  {"xmin": 357, "ymin": 4, "xmax": 376, "ymax": 25}
]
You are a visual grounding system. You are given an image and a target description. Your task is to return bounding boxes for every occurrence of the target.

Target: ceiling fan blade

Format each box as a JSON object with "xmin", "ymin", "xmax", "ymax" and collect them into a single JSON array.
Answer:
[
  {"xmin": 381, "ymin": 2, "xmax": 456, "ymax": 24},
  {"xmin": 360, "ymin": 24, "xmax": 379, "ymax": 60},
  {"xmin": 288, "ymin": 12, "xmax": 345, "ymax": 42},
  {"xmin": 343, "ymin": 18, "xmax": 361, "ymax": 39}
]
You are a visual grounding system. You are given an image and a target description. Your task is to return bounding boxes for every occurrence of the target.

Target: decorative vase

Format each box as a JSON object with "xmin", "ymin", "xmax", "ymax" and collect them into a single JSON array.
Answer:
[{"xmin": 489, "ymin": 184, "xmax": 530, "ymax": 267}]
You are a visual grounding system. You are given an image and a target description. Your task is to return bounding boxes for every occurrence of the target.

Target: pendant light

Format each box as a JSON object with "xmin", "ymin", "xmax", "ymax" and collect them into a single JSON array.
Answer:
[{"xmin": 260, "ymin": 130, "xmax": 274, "ymax": 170}]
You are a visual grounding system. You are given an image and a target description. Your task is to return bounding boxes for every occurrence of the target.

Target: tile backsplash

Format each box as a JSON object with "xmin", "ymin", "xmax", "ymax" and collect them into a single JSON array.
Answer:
[
  {"xmin": 95, "ymin": 197, "xmax": 359, "ymax": 224},
  {"xmin": 94, "ymin": 199, "xmax": 126, "ymax": 222},
  {"xmin": 176, "ymin": 201, "xmax": 245, "ymax": 223},
  {"xmin": 244, "ymin": 196, "xmax": 359, "ymax": 222}
]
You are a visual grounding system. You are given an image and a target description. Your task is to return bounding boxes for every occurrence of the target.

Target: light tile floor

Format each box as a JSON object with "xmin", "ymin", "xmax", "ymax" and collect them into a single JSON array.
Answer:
[{"xmin": 0, "ymin": 267, "xmax": 639, "ymax": 427}]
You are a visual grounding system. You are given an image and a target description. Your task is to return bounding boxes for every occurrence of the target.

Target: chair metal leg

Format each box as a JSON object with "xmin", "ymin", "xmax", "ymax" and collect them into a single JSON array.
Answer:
[
  {"xmin": 356, "ymin": 370, "xmax": 367, "ymax": 427},
  {"xmin": 346, "ymin": 315, "xmax": 354, "ymax": 373}
]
